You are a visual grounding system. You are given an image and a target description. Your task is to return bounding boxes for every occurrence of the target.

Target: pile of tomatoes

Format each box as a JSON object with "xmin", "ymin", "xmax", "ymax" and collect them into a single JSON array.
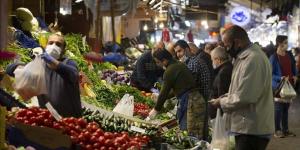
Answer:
[
  {"xmin": 133, "ymin": 103, "xmax": 151, "ymax": 118},
  {"xmin": 15, "ymin": 107, "xmax": 150, "ymax": 150}
]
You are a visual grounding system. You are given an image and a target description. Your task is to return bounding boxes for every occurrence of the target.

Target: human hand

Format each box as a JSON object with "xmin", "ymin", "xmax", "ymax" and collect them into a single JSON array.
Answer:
[
  {"xmin": 150, "ymin": 88, "xmax": 159, "ymax": 93},
  {"xmin": 293, "ymin": 76, "xmax": 298, "ymax": 83},
  {"xmin": 41, "ymin": 52, "xmax": 55, "ymax": 64},
  {"xmin": 145, "ymin": 108, "xmax": 158, "ymax": 121},
  {"xmin": 151, "ymin": 93, "xmax": 159, "ymax": 102},
  {"xmin": 209, "ymin": 98, "xmax": 220, "ymax": 107}
]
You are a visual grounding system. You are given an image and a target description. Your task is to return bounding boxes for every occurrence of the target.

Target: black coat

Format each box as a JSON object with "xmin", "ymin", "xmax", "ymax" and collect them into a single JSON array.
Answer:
[
  {"xmin": 211, "ymin": 61, "xmax": 233, "ymax": 99},
  {"xmin": 209, "ymin": 61, "xmax": 233, "ymax": 118}
]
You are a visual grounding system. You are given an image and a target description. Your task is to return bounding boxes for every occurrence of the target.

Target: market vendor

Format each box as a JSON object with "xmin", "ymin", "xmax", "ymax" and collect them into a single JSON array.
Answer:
[
  {"xmin": 130, "ymin": 44, "xmax": 164, "ymax": 92},
  {"xmin": 6, "ymin": 33, "xmax": 82, "ymax": 117},
  {"xmin": 147, "ymin": 49, "xmax": 207, "ymax": 140}
]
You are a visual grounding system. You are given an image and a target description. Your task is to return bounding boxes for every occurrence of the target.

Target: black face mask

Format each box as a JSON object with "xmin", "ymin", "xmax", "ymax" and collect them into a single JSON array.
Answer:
[{"xmin": 226, "ymin": 41, "xmax": 243, "ymax": 58}]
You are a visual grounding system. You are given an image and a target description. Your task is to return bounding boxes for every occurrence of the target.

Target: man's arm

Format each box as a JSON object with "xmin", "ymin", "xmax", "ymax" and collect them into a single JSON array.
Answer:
[
  {"xmin": 220, "ymin": 59, "xmax": 264, "ymax": 112},
  {"xmin": 55, "ymin": 59, "xmax": 79, "ymax": 84}
]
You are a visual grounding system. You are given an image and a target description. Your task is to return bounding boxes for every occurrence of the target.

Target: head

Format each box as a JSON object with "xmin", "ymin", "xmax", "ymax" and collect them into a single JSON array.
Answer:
[
  {"xmin": 211, "ymin": 46, "xmax": 229, "ymax": 69},
  {"xmin": 188, "ymin": 42, "xmax": 200, "ymax": 56},
  {"xmin": 152, "ymin": 48, "xmax": 173, "ymax": 69},
  {"xmin": 276, "ymin": 35, "xmax": 288, "ymax": 52},
  {"xmin": 45, "ymin": 33, "xmax": 66, "ymax": 59},
  {"xmin": 174, "ymin": 40, "xmax": 190, "ymax": 61},
  {"xmin": 166, "ymin": 42, "xmax": 176, "ymax": 58},
  {"xmin": 204, "ymin": 43, "xmax": 217, "ymax": 55},
  {"xmin": 222, "ymin": 25, "xmax": 251, "ymax": 58}
]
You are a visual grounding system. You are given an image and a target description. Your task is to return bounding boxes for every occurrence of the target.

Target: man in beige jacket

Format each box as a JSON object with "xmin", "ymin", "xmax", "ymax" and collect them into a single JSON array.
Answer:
[{"xmin": 211, "ymin": 25, "xmax": 274, "ymax": 150}]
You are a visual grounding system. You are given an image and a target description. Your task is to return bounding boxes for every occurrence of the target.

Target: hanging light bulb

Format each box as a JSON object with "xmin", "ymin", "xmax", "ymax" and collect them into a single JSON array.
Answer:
[
  {"xmin": 143, "ymin": 24, "xmax": 148, "ymax": 31},
  {"xmin": 154, "ymin": 17, "xmax": 158, "ymax": 23},
  {"xmin": 159, "ymin": 22, "xmax": 164, "ymax": 29},
  {"xmin": 201, "ymin": 20, "xmax": 208, "ymax": 26}
]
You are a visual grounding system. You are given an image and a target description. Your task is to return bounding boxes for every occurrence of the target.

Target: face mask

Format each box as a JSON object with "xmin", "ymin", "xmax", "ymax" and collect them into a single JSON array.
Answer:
[
  {"xmin": 226, "ymin": 41, "xmax": 242, "ymax": 58},
  {"xmin": 45, "ymin": 44, "xmax": 62, "ymax": 59},
  {"xmin": 179, "ymin": 55, "xmax": 188, "ymax": 62},
  {"xmin": 213, "ymin": 64, "xmax": 218, "ymax": 69}
]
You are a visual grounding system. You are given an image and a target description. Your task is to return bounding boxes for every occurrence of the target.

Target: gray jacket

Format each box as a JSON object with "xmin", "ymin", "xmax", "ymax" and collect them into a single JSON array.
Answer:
[{"xmin": 220, "ymin": 44, "xmax": 275, "ymax": 135}]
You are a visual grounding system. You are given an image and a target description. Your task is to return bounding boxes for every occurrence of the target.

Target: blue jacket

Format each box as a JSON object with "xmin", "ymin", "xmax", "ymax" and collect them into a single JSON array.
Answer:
[{"xmin": 269, "ymin": 51, "xmax": 297, "ymax": 90}]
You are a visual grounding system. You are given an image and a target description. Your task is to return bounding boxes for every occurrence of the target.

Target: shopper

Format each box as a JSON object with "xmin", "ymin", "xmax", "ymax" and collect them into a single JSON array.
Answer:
[
  {"xmin": 270, "ymin": 35, "xmax": 297, "ymax": 138},
  {"xmin": 211, "ymin": 25, "xmax": 274, "ymax": 150},
  {"xmin": 6, "ymin": 33, "xmax": 82, "ymax": 117},
  {"xmin": 174, "ymin": 40, "xmax": 211, "ymax": 100},
  {"xmin": 209, "ymin": 46, "xmax": 233, "ymax": 118},
  {"xmin": 204, "ymin": 42, "xmax": 217, "ymax": 55},
  {"xmin": 147, "ymin": 49, "xmax": 207, "ymax": 140},
  {"xmin": 130, "ymin": 46, "xmax": 164, "ymax": 92},
  {"xmin": 188, "ymin": 42, "xmax": 214, "ymax": 82}
]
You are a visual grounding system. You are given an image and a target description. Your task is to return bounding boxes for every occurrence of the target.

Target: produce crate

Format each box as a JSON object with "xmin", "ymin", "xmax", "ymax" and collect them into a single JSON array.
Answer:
[{"xmin": 6, "ymin": 122, "xmax": 75, "ymax": 150}]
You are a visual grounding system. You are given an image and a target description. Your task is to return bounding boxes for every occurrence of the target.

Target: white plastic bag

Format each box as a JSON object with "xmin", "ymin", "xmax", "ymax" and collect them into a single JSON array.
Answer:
[
  {"xmin": 13, "ymin": 57, "xmax": 47, "ymax": 100},
  {"xmin": 280, "ymin": 80, "xmax": 297, "ymax": 99},
  {"xmin": 113, "ymin": 94, "xmax": 134, "ymax": 117},
  {"xmin": 210, "ymin": 109, "xmax": 229, "ymax": 150}
]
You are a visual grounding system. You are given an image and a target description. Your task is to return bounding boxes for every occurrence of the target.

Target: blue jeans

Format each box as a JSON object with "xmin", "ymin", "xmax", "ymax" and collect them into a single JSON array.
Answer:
[
  {"xmin": 274, "ymin": 102, "xmax": 290, "ymax": 132},
  {"xmin": 177, "ymin": 91, "xmax": 189, "ymax": 130}
]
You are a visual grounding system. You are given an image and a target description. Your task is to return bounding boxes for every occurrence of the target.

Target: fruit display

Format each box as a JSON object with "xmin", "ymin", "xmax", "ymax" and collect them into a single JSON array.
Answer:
[
  {"xmin": 82, "ymin": 108, "xmax": 158, "ymax": 136},
  {"xmin": 134, "ymin": 103, "xmax": 151, "ymax": 118},
  {"xmin": 14, "ymin": 107, "xmax": 150, "ymax": 150},
  {"xmin": 162, "ymin": 128, "xmax": 196, "ymax": 149},
  {"xmin": 101, "ymin": 70, "xmax": 130, "ymax": 85}
]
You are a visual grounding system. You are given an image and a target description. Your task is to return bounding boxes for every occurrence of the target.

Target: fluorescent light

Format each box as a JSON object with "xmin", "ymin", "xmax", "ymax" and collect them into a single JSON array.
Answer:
[
  {"xmin": 149, "ymin": 0, "xmax": 155, "ymax": 5},
  {"xmin": 185, "ymin": 21, "xmax": 191, "ymax": 27},
  {"xmin": 152, "ymin": 1, "xmax": 162, "ymax": 9},
  {"xmin": 159, "ymin": 22, "xmax": 164, "ymax": 28},
  {"xmin": 201, "ymin": 20, "xmax": 208, "ymax": 26},
  {"xmin": 143, "ymin": 24, "xmax": 148, "ymax": 31},
  {"xmin": 75, "ymin": 0, "xmax": 83, "ymax": 3},
  {"xmin": 154, "ymin": 18, "xmax": 158, "ymax": 23}
]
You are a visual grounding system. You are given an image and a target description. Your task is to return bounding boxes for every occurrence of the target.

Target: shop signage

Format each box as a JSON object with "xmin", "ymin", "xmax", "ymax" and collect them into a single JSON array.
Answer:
[{"xmin": 230, "ymin": 6, "xmax": 251, "ymax": 26}]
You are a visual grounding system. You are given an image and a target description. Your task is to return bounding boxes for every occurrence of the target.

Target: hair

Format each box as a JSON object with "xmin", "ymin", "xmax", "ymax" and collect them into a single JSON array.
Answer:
[
  {"xmin": 49, "ymin": 33, "xmax": 66, "ymax": 49},
  {"xmin": 152, "ymin": 48, "xmax": 173, "ymax": 61},
  {"xmin": 276, "ymin": 35, "xmax": 288, "ymax": 47},
  {"xmin": 222, "ymin": 25, "xmax": 250, "ymax": 42},
  {"xmin": 174, "ymin": 40, "xmax": 189, "ymax": 49},
  {"xmin": 211, "ymin": 46, "xmax": 229, "ymax": 62}
]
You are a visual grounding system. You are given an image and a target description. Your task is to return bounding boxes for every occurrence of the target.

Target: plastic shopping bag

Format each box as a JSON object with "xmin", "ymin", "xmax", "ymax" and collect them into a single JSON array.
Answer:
[
  {"xmin": 13, "ymin": 56, "xmax": 47, "ymax": 100},
  {"xmin": 210, "ymin": 109, "xmax": 229, "ymax": 150},
  {"xmin": 113, "ymin": 94, "xmax": 134, "ymax": 117},
  {"xmin": 280, "ymin": 80, "xmax": 297, "ymax": 99}
]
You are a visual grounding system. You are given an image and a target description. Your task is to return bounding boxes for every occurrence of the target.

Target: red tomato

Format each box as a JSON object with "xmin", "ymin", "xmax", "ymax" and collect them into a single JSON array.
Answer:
[
  {"xmin": 104, "ymin": 139, "xmax": 112, "ymax": 146},
  {"xmin": 90, "ymin": 135, "xmax": 98, "ymax": 143},
  {"xmin": 100, "ymin": 146, "xmax": 106, "ymax": 150},
  {"xmin": 93, "ymin": 142, "xmax": 101, "ymax": 148},
  {"xmin": 85, "ymin": 144, "xmax": 93, "ymax": 150},
  {"xmin": 108, "ymin": 147, "xmax": 115, "ymax": 150},
  {"xmin": 78, "ymin": 134, "xmax": 86, "ymax": 142},
  {"xmin": 104, "ymin": 132, "xmax": 113, "ymax": 139},
  {"xmin": 84, "ymin": 131, "xmax": 91, "ymax": 140},
  {"xmin": 98, "ymin": 136, "xmax": 105, "ymax": 144}
]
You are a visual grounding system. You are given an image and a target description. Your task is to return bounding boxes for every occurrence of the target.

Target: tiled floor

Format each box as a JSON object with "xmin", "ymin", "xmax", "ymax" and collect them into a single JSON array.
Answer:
[{"xmin": 267, "ymin": 97, "xmax": 300, "ymax": 150}]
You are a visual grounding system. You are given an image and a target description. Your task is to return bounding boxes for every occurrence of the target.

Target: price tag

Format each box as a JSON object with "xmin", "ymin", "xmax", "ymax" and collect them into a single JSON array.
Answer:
[
  {"xmin": 130, "ymin": 126, "xmax": 146, "ymax": 134},
  {"xmin": 45, "ymin": 102, "xmax": 62, "ymax": 121},
  {"xmin": 161, "ymin": 127, "xmax": 169, "ymax": 132}
]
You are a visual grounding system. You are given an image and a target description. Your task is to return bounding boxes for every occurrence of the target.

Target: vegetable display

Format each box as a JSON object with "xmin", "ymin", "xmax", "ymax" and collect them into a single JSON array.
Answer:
[
  {"xmin": 14, "ymin": 107, "xmax": 150, "ymax": 150},
  {"xmin": 101, "ymin": 70, "xmax": 130, "ymax": 85},
  {"xmin": 134, "ymin": 103, "xmax": 150, "ymax": 118},
  {"xmin": 82, "ymin": 108, "xmax": 157, "ymax": 136}
]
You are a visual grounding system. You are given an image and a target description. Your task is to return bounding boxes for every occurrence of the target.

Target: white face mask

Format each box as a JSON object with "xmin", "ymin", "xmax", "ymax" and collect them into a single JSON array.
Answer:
[
  {"xmin": 213, "ymin": 63, "xmax": 218, "ymax": 69},
  {"xmin": 45, "ymin": 44, "xmax": 62, "ymax": 59},
  {"xmin": 179, "ymin": 55, "xmax": 188, "ymax": 62}
]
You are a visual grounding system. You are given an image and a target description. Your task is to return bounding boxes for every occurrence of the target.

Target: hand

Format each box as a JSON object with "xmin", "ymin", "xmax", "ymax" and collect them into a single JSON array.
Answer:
[
  {"xmin": 145, "ymin": 108, "xmax": 158, "ymax": 121},
  {"xmin": 150, "ymin": 88, "xmax": 159, "ymax": 93},
  {"xmin": 151, "ymin": 93, "xmax": 159, "ymax": 102},
  {"xmin": 209, "ymin": 98, "xmax": 220, "ymax": 107},
  {"xmin": 293, "ymin": 76, "xmax": 298, "ymax": 83},
  {"xmin": 41, "ymin": 52, "xmax": 55, "ymax": 64}
]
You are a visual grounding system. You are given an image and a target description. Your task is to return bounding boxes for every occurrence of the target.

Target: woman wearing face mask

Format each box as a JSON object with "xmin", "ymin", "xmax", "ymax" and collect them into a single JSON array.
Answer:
[
  {"xmin": 147, "ymin": 49, "xmax": 208, "ymax": 140},
  {"xmin": 208, "ymin": 46, "xmax": 233, "ymax": 118},
  {"xmin": 270, "ymin": 35, "xmax": 297, "ymax": 138}
]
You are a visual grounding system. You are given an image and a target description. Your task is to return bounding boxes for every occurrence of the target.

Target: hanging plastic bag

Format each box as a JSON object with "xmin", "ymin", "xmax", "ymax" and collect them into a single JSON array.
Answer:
[
  {"xmin": 113, "ymin": 94, "xmax": 134, "ymax": 117},
  {"xmin": 13, "ymin": 56, "xmax": 47, "ymax": 100},
  {"xmin": 280, "ymin": 79, "xmax": 297, "ymax": 99},
  {"xmin": 210, "ymin": 109, "xmax": 229, "ymax": 150}
]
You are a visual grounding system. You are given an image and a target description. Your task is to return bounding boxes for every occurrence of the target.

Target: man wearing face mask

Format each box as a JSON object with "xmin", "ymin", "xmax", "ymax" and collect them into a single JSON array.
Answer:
[
  {"xmin": 147, "ymin": 49, "xmax": 207, "ymax": 140},
  {"xmin": 174, "ymin": 40, "xmax": 211, "ymax": 101},
  {"xmin": 210, "ymin": 25, "xmax": 274, "ymax": 150},
  {"xmin": 7, "ymin": 33, "xmax": 82, "ymax": 117},
  {"xmin": 208, "ymin": 46, "xmax": 232, "ymax": 118}
]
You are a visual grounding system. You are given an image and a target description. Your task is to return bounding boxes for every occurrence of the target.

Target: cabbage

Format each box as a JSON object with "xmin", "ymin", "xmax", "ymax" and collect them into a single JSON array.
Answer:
[{"xmin": 16, "ymin": 7, "xmax": 34, "ymax": 21}]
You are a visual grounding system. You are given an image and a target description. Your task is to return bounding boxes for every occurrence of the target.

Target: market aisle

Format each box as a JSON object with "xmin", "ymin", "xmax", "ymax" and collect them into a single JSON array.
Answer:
[{"xmin": 267, "ymin": 96, "xmax": 300, "ymax": 150}]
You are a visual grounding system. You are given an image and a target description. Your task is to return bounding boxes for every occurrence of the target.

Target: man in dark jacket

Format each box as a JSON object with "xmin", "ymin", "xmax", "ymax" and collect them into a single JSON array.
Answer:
[
  {"xmin": 130, "ymin": 47, "xmax": 164, "ymax": 92},
  {"xmin": 7, "ymin": 33, "xmax": 82, "ymax": 117},
  {"xmin": 209, "ymin": 46, "xmax": 233, "ymax": 118}
]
